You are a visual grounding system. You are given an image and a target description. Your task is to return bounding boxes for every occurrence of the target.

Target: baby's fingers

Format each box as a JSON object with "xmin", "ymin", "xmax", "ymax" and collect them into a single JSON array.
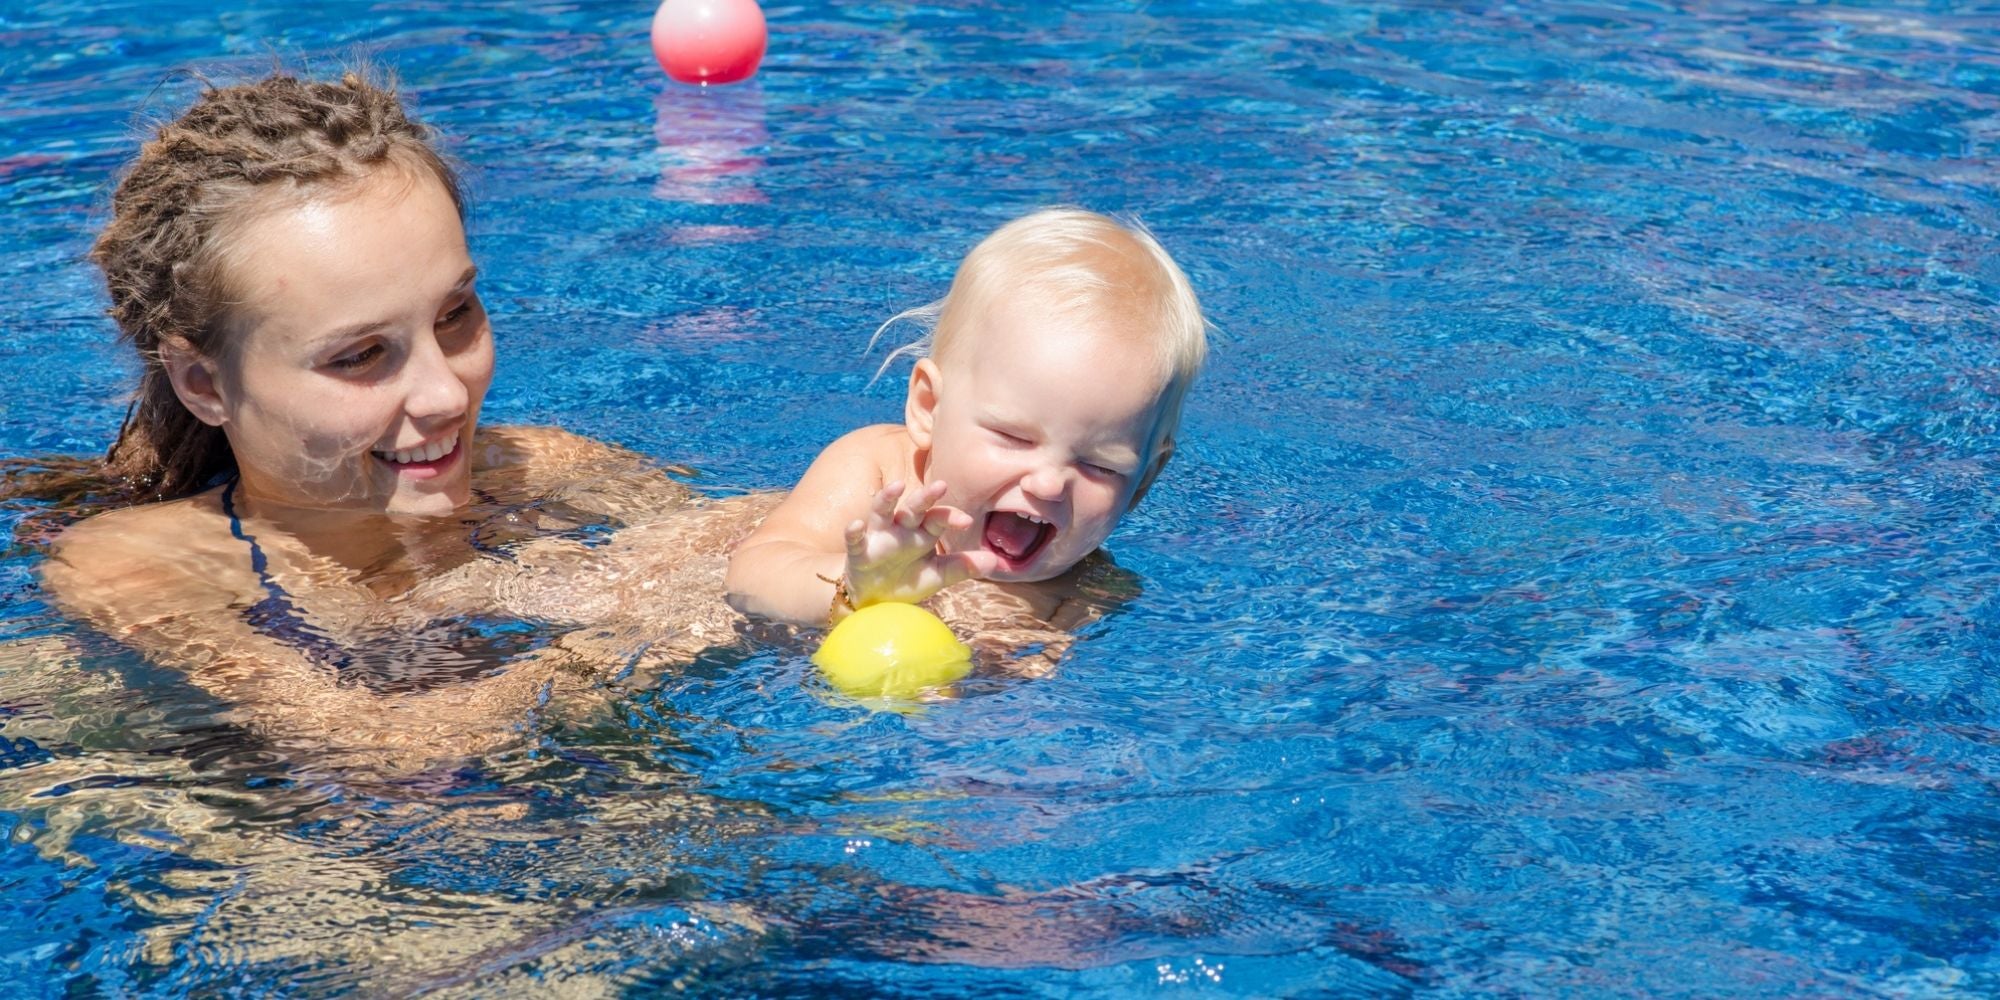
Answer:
[
  {"xmin": 842, "ymin": 517, "xmax": 869, "ymax": 559},
  {"xmin": 915, "ymin": 502, "xmax": 973, "ymax": 541},
  {"xmin": 870, "ymin": 480, "xmax": 909, "ymax": 524},
  {"xmin": 892, "ymin": 479, "xmax": 951, "ymax": 530}
]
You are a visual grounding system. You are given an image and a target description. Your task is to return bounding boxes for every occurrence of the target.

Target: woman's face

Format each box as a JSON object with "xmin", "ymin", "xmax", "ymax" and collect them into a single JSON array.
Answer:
[{"xmin": 185, "ymin": 166, "xmax": 493, "ymax": 517}]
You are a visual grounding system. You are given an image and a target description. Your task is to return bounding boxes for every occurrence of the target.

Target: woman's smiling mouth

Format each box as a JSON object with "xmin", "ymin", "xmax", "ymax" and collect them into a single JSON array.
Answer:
[{"xmin": 372, "ymin": 431, "xmax": 461, "ymax": 476}]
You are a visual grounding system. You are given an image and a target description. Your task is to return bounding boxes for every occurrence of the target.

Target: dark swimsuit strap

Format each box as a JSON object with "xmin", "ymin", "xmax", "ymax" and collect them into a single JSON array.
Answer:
[
  {"xmin": 221, "ymin": 478, "xmax": 353, "ymax": 672},
  {"xmin": 218, "ymin": 481, "xmax": 553, "ymax": 694}
]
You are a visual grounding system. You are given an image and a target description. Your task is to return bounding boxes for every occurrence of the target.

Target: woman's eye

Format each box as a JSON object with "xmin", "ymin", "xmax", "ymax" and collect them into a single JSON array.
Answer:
[
  {"xmin": 330, "ymin": 344, "xmax": 384, "ymax": 370},
  {"xmin": 440, "ymin": 301, "xmax": 472, "ymax": 326}
]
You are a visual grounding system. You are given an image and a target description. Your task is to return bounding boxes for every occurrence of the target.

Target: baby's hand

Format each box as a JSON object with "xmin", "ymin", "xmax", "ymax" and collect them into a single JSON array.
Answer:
[{"xmin": 843, "ymin": 480, "xmax": 999, "ymax": 607}]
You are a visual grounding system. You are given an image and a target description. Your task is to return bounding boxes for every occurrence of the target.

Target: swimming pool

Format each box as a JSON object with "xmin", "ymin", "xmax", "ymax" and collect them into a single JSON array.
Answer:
[{"xmin": 4, "ymin": 0, "xmax": 1999, "ymax": 994}]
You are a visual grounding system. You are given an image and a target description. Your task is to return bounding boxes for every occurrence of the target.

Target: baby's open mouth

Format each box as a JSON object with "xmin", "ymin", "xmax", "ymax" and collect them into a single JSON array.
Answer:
[{"xmin": 983, "ymin": 510, "xmax": 1053, "ymax": 567}]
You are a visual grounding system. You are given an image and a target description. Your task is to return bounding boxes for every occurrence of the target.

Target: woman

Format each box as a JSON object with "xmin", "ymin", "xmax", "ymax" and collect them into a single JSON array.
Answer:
[{"xmin": 38, "ymin": 71, "xmax": 745, "ymax": 774}]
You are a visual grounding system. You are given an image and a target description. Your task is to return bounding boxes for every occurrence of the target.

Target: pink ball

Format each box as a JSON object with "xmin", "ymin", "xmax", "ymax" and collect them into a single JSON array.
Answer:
[{"xmin": 651, "ymin": 0, "xmax": 767, "ymax": 85}]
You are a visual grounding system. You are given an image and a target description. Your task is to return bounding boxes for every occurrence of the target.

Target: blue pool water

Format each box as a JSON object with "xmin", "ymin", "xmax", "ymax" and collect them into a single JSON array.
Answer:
[{"xmin": 4, "ymin": 0, "xmax": 2000, "ymax": 994}]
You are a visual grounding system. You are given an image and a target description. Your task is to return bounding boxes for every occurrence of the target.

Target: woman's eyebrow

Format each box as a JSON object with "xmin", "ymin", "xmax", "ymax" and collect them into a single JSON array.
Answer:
[
  {"xmin": 305, "ymin": 267, "xmax": 481, "ymax": 347},
  {"xmin": 306, "ymin": 319, "xmax": 394, "ymax": 349}
]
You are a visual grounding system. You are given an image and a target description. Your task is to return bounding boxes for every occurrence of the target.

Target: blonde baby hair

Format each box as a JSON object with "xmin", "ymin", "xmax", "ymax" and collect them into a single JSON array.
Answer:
[{"xmin": 871, "ymin": 207, "xmax": 1209, "ymax": 438}]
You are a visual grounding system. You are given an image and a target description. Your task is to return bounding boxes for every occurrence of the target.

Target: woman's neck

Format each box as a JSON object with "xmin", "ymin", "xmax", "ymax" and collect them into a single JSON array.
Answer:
[{"xmin": 221, "ymin": 482, "xmax": 476, "ymax": 593}]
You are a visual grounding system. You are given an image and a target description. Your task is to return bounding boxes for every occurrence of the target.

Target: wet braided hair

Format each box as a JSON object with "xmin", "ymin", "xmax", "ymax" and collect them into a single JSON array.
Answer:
[{"xmin": 89, "ymin": 71, "xmax": 463, "ymax": 501}]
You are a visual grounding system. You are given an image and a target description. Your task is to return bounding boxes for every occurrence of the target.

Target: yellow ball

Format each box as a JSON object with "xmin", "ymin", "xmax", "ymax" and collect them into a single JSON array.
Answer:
[{"xmin": 813, "ymin": 603, "xmax": 972, "ymax": 699}]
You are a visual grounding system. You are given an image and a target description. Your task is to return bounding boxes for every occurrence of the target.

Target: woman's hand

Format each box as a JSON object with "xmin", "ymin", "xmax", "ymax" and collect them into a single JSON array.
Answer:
[{"xmin": 843, "ymin": 479, "xmax": 998, "ymax": 608}]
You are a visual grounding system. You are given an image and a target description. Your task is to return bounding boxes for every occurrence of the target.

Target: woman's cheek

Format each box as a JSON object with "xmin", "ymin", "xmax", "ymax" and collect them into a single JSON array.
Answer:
[
  {"xmin": 462, "ymin": 332, "xmax": 497, "ymax": 393},
  {"xmin": 297, "ymin": 395, "xmax": 395, "ymax": 461}
]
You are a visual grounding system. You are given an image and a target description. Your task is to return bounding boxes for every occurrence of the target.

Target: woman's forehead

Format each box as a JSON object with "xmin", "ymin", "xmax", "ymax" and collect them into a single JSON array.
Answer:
[{"xmin": 221, "ymin": 169, "xmax": 471, "ymax": 340}]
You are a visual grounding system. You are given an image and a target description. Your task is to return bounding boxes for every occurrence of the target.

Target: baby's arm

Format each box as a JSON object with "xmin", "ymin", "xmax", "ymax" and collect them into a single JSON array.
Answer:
[
  {"xmin": 725, "ymin": 425, "xmax": 995, "ymax": 624},
  {"xmin": 725, "ymin": 427, "xmax": 898, "ymax": 623}
]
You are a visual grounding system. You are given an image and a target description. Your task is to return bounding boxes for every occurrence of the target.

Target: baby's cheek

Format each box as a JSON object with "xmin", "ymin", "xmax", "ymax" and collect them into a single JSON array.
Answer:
[
  {"xmin": 940, "ymin": 479, "xmax": 980, "ymax": 514},
  {"xmin": 1088, "ymin": 481, "xmax": 1128, "ymax": 515},
  {"xmin": 1079, "ymin": 490, "xmax": 1132, "ymax": 540}
]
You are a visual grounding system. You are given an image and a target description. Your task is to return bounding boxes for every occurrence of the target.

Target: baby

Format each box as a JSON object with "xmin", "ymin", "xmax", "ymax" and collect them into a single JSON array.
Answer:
[{"xmin": 725, "ymin": 207, "xmax": 1208, "ymax": 626}]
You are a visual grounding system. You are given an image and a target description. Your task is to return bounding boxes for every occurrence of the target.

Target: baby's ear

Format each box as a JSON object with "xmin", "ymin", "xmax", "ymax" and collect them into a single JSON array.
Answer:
[
  {"xmin": 1127, "ymin": 432, "xmax": 1176, "ymax": 510},
  {"xmin": 904, "ymin": 358, "xmax": 942, "ymax": 450},
  {"xmin": 160, "ymin": 339, "xmax": 229, "ymax": 428}
]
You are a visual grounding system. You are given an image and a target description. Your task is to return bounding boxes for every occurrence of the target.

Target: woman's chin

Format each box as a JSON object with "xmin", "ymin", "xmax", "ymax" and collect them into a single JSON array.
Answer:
[{"xmin": 384, "ymin": 479, "xmax": 470, "ymax": 517}]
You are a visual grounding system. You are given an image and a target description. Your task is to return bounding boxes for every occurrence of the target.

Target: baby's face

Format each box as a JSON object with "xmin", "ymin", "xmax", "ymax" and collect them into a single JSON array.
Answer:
[{"xmin": 914, "ymin": 296, "xmax": 1170, "ymax": 582}]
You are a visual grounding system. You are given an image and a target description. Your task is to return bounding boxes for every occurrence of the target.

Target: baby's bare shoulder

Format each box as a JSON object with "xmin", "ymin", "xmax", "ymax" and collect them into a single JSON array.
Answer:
[
  {"xmin": 768, "ymin": 424, "xmax": 908, "ymax": 526},
  {"xmin": 813, "ymin": 424, "xmax": 908, "ymax": 482}
]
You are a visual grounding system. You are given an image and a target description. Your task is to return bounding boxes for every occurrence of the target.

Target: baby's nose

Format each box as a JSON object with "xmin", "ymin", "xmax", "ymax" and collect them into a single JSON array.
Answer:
[{"xmin": 1021, "ymin": 462, "xmax": 1070, "ymax": 500}]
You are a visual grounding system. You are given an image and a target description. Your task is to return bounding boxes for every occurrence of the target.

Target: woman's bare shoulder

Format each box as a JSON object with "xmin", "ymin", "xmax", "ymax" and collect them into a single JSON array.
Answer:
[
  {"xmin": 472, "ymin": 425, "xmax": 646, "ymax": 471},
  {"xmin": 49, "ymin": 490, "xmax": 226, "ymax": 558},
  {"xmin": 470, "ymin": 424, "xmax": 697, "ymax": 516},
  {"xmin": 43, "ymin": 491, "xmax": 239, "ymax": 613}
]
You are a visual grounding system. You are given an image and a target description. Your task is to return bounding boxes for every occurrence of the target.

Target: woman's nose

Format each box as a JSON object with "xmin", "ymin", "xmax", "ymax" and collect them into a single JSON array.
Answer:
[{"xmin": 403, "ymin": 334, "xmax": 469, "ymax": 423}]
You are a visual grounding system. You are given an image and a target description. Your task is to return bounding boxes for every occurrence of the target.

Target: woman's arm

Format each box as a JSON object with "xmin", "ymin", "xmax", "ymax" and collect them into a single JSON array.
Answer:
[{"xmin": 926, "ymin": 552, "xmax": 1142, "ymax": 677}]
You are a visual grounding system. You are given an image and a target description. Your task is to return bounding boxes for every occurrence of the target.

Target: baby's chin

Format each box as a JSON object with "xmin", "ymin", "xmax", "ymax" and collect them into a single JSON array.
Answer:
[
  {"xmin": 974, "ymin": 540, "xmax": 1091, "ymax": 584},
  {"xmin": 980, "ymin": 562, "xmax": 1069, "ymax": 584}
]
